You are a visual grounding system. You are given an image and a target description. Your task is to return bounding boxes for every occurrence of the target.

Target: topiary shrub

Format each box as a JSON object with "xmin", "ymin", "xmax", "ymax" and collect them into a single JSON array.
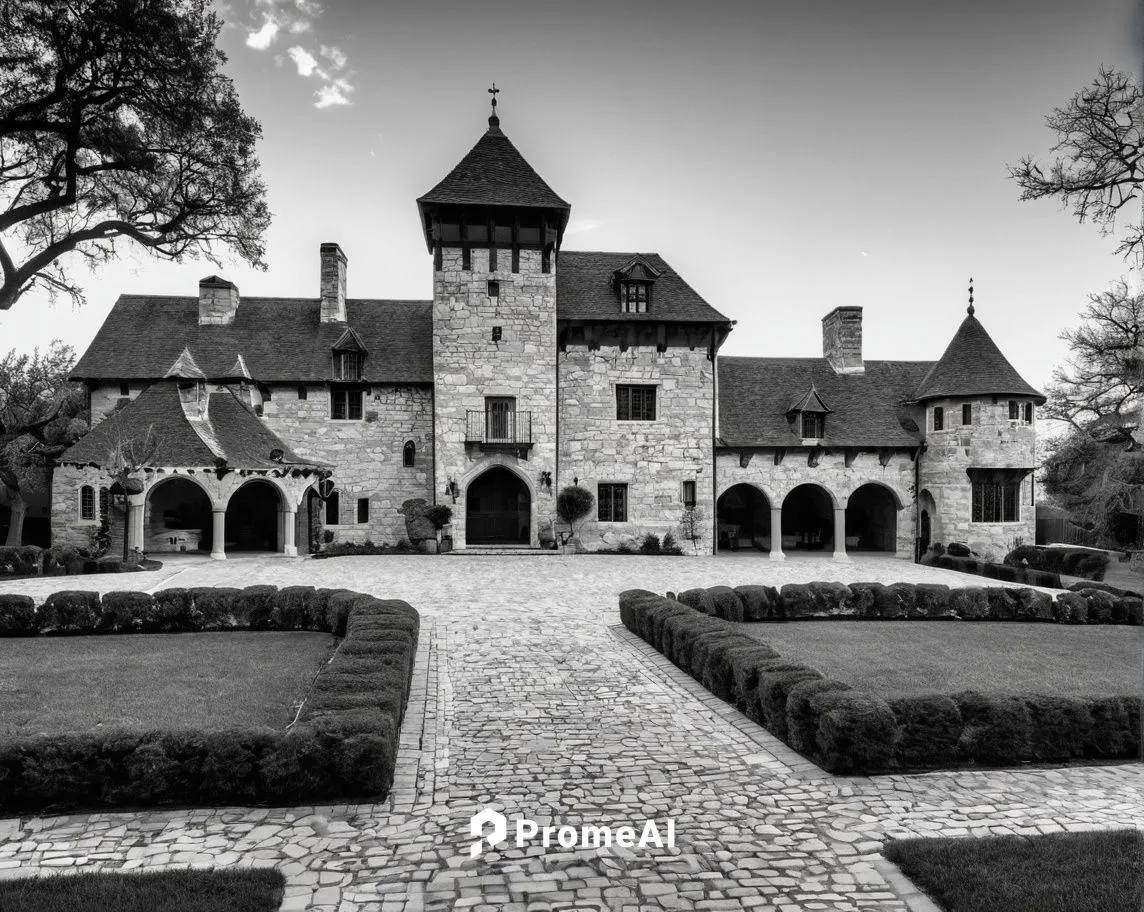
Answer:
[
  {"xmin": 39, "ymin": 590, "xmax": 102, "ymax": 633},
  {"xmin": 890, "ymin": 694, "xmax": 963, "ymax": 767},
  {"xmin": 556, "ymin": 485, "xmax": 594, "ymax": 542},
  {"xmin": 734, "ymin": 585, "xmax": 780, "ymax": 621},
  {"xmin": 150, "ymin": 588, "xmax": 195, "ymax": 631},
  {"xmin": 876, "ymin": 583, "xmax": 917, "ymax": 619},
  {"xmin": 0, "ymin": 545, "xmax": 43, "ymax": 577},
  {"xmin": 1004, "ymin": 545, "xmax": 1045, "ymax": 569},
  {"xmin": 786, "ymin": 679, "xmax": 851, "ymax": 754},
  {"xmin": 810, "ymin": 691, "xmax": 899, "ymax": 773},
  {"xmin": 1084, "ymin": 696, "xmax": 1140, "ymax": 758},
  {"xmin": 844, "ymin": 583, "xmax": 884, "ymax": 618},
  {"xmin": 984, "ymin": 587, "xmax": 1017, "ymax": 620},
  {"xmin": 780, "ymin": 584, "xmax": 814, "ymax": 619},
  {"xmin": 1012, "ymin": 587, "xmax": 1054, "ymax": 621},
  {"xmin": 188, "ymin": 587, "xmax": 241, "ymax": 630},
  {"xmin": 0, "ymin": 594, "xmax": 35, "ymax": 635},
  {"xmin": 638, "ymin": 533, "xmax": 661, "ymax": 555},
  {"xmin": 236, "ymin": 585, "xmax": 279, "ymax": 629},
  {"xmin": 1023, "ymin": 695, "xmax": 1090, "ymax": 761},
  {"xmin": 675, "ymin": 588, "xmax": 716, "ymax": 616},
  {"xmin": 725, "ymin": 645, "xmax": 782, "ymax": 713},
  {"xmin": 273, "ymin": 586, "xmax": 314, "ymax": 629},
  {"xmin": 757, "ymin": 663, "xmax": 823, "ymax": 737},
  {"xmin": 809, "ymin": 582, "xmax": 854, "ymax": 616},
  {"xmin": 708, "ymin": 586, "xmax": 744, "ymax": 621},
  {"xmin": 1053, "ymin": 591, "xmax": 1089, "ymax": 624},
  {"xmin": 661, "ymin": 532, "xmax": 683, "ymax": 555},
  {"xmin": 947, "ymin": 542, "xmax": 973, "ymax": 557},
  {"xmin": 691, "ymin": 631, "xmax": 755, "ymax": 691},
  {"xmin": 954, "ymin": 691, "xmax": 1032, "ymax": 765},
  {"xmin": 948, "ymin": 587, "xmax": 989, "ymax": 619},
  {"xmin": 1074, "ymin": 554, "xmax": 1110, "ymax": 581},
  {"xmin": 100, "ymin": 591, "xmax": 156, "ymax": 632},
  {"xmin": 914, "ymin": 584, "xmax": 953, "ymax": 618}
]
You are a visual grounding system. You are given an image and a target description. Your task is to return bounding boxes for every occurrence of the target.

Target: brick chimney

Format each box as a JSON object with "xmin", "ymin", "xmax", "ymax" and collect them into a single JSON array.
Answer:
[
  {"xmin": 320, "ymin": 243, "xmax": 347, "ymax": 323},
  {"xmin": 822, "ymin": 306, "xmax": 863, "ymax": 374},
  {"xmin": 198, "ymin": 276, "xmax": 239, "ymax": 325}
]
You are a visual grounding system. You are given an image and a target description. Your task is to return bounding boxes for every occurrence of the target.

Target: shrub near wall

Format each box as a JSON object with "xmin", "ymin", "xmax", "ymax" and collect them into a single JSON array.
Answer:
[
  {"xmin": 619, "ymin": 589, "xmax": 1141, "ymax": 774},
  {"xmin": 0, "ymin": 586, "xmax": 419, "ymax": 814}
]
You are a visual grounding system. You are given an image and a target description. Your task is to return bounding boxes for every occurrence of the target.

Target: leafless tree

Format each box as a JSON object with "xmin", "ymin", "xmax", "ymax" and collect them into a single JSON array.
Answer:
[
  {"xmin": 1010, "ymin": 67, "xmax": 1143, "ymax": 265},
  {"xmin": 106, "ymin": 425, "xmax": 158, "ymax": 560}
]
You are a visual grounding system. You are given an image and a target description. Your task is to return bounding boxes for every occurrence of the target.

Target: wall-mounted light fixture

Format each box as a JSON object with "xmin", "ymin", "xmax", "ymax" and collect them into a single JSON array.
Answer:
[
  {"xmin": 444, "ymin": 477, "xmax": 459, "ymax": 503},
  {"xmin": 540, "ymin": 470, "xmax": 552, "ymax": 492}
]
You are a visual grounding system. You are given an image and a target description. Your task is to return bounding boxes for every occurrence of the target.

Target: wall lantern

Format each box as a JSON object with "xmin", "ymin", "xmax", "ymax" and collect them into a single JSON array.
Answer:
[
  {"xmin": 540, "ymin": 470, "xmax": 552, "ymax": 492},
  {"xmin": 444, "ymin": 477, "xmax": 459, "ymax": 503}
]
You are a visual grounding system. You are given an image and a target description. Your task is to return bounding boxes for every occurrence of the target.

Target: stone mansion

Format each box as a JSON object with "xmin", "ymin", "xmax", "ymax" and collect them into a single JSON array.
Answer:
[{"xmin": 53, "ymin": 106, "xmax": 1044, "ymax": 560}]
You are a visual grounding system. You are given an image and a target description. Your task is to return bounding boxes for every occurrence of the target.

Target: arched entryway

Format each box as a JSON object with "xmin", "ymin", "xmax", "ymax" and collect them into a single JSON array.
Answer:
[
  {"xmin": 225, "ymin": 480, "xmax": 281, "ymax": 552},
  {"xmin": 846, "ymin": 483, "xmax": 898, "ymax": 553},
  {"xmin": 145, "ymin": 477, "xmax": 212, "ymax": 553},
  {"xmin": 918, "ymin": 489, "xmax": 938, "ymax": 559},
  {"xmin": 716, "ymin": 484, "xmax": 771, "ymax": 551},
  {"xmin": 781, "ymin": 484, "xmax": 835, "ymax": 552},
  {"xmin": 467, "ymin": 467, "xmax": 530, "ymax": 545}
]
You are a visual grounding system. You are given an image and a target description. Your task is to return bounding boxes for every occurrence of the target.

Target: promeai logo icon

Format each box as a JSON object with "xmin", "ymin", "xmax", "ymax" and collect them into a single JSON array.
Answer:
[
  {"xmin": 469, "ymin": 808, "xmax": 508, "ymax": 858},
  {"xmin": 467, "ymin": 808, "xmax": 676, "ymax": 857}
]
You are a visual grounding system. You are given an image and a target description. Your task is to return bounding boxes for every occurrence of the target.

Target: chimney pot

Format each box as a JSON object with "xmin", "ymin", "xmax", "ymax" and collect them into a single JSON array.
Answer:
[
  {"xmin": 320, "ymin": 243, "xmax": 347, "ymax": 322},
  {"xmin": 822, "ymin": 306, "xmax": 863, "ymax": 374}
]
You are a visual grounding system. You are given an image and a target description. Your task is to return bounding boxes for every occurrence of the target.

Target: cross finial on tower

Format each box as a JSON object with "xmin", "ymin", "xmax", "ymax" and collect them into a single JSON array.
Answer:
[
  {"xmin": 967, "ymin": 277, "xmax": 975, "ymax": 316},
  {"xmin": 487, "ymin": 83, "xmax": 500, "ymax": 129}
]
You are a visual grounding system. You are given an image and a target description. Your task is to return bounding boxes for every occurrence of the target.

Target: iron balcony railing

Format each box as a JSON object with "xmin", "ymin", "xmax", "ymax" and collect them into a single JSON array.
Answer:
[{"xmin": 466, "ymin": 410, "xmax": 532, "ymax": 445}]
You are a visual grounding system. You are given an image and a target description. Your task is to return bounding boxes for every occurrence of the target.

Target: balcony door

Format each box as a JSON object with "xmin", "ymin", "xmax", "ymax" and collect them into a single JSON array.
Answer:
[{"xmin": 485, "ymin": 397, "xmax": 516, "ymax": 443}]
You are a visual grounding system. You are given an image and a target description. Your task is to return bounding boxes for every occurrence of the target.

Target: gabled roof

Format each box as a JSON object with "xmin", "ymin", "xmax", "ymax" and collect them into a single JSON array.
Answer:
[
  {"xmin": 912, "ymin": 310, "xmax": 1045, "ymax": 403},
  {"xmin": 219, "ymin": 354, "xmax": 252, "ymax": 381},
  {"xmin": 72, "ymin": 298, "xmax": 433, "ymax": 383},
  {"xmin": 417, "ymin": 120, "xmax": 570, "ymax": 211},
  {"xmin": 164, "ymin": 347, "xmax": 206, "ymax": 380},
  {"xmin": 558, "ymin": 251, "xmax": 731, "ymax": 324},
  {"xmin": 614, "ymin": 255, "xmax": 661, "ymax": 284},
  {"xmin": 787, "ymin": 385, "xmax": 832, "ymax": 414},
  {"xmin": 60, "ymin": 382, "xmax": 328, "ymax": 470},
  {"xmin": 332, "ymin": 327, "xmax": 368, "ymax": 354},
  {"xmin": 718, "ymin": 357, "xmax": 933, "ymax": 448}
]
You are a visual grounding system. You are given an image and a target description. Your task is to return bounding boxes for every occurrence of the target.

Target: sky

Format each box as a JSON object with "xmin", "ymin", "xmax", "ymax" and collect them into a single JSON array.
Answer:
[{"xmin": 1, "ymin": 0, "xmax": 1141, "ymax": 414}]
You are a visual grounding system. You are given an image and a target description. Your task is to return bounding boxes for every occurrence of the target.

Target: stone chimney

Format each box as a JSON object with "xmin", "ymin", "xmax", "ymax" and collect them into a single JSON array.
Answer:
[
  {"xmin": 198, "ymin": 276, "xmax": 239, "ymax": 325},
  {"xmin": 320, "ymin": 243, "xmax": 347, "ymax": 323},
  {"xmin": 822, "ymin": 306, "xmax": 863, "ymax": 374}
]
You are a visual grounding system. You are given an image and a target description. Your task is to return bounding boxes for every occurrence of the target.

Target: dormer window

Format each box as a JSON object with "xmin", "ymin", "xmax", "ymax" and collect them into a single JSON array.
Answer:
[
  {"xmin": 622, "ymin": 282, "xmax": 649, "ymax": 313},
  {"xmin": 331, "ymin": 327, "xmax": 368, "ymax": 381},
  {"xmin": 787, "ymin": 384, "xmax": 831, "ymax": 440},
  {"xmin": 613, "ymin": 256, "xmax": 660, "ymax": 315},
  {"xmin": 801, "ymin": 412, "xmax": 825, "ymax": 439}
]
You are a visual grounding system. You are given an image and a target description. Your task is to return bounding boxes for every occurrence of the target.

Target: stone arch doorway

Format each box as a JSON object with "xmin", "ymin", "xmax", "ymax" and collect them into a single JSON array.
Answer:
[
  {"xmin": 467, "ymin": 467, "xmax": 530, "ymax": 545},
  {"xmin": 846, "ymin": 483, "xmax": 899, "ymax": 553},
  {"xmin": 145, "ymin": 476, "xmax": 212, "ymax": 553},
  {"xmin": 225, "ymin": 480, "xmax": 281, "ymax": 552},
  {"xmin": 716, "ymin": 484, "xmax": 771, "ymax": 551},
  {"xmin": 918, "ymin": 489, "xmax": 938, "ymax": 558},
  {"xmin": 781, "ymin": 484, "xmax": 835, "ymax": 551}
]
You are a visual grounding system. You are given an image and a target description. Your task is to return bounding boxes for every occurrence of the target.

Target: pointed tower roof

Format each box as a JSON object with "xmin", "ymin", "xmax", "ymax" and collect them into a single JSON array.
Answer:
[
  {"xmin": 163, "ymin": 347, "xmax": 206, "ymax": 380},
  {"xmin": 913, "ymin": 309, "xmax": 1045, "ymax": 403},
  {"xmin": 417, "ymin": 119, "xmax": 571, "ymax": 211},
  {"xmin": 787, "ymin": 384, "xmax": 833, "ymax": 414}
]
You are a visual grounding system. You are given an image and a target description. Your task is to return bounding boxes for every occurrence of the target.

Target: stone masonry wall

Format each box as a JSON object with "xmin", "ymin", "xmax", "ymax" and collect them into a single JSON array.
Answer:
[
  {"xmin": 262, "ymin": 383, "xmax": 434, "ymax": 546},
  {"xmin": 51, "ymin": 464, "xmax": 124, "ymax": 550},
  {"xmin": 918, "ymin": 397, "xmax": 1037, "ymax": 560},
  {"xmin": 433, "ymin": 246, "xmax": 557, "ymax": 548},
  {"xmin": 89, "ymin": 383, "xmax": 142, "ymax": 426},
  {"xmin": 715, "ymin": 448, "xmax": 917, "ymax": 556},
  {"xmin": 559, "ymin": 345, "xmax": 714, "ymax": 554}
]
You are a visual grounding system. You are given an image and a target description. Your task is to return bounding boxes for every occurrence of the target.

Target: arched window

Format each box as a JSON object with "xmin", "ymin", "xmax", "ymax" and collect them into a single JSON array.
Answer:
[
  {"xmin": 325, "ymin": 490, "xmax": 340, "ymax": 526},
  {"xmin": 80, "ymin": 485, "xmax": 95, "ymax": 520},
  {"xmin": 403, "ymin": 440, "xmax": 415, "ymax": 468},
  {"xmin": 98, "ymin": 487, "xmax": 110, "ymax": 519}
]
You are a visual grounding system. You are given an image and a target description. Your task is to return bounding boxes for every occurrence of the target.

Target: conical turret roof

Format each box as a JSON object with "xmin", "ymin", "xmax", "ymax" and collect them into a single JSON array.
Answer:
[{"xmin": 913, "ymin": 311, "xmax": 1044, "ymax": 403}]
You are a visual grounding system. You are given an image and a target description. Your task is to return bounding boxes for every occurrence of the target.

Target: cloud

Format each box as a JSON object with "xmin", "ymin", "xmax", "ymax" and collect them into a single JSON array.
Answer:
[
  {"xmin": 320, "ymin": 44, "xmax": 347, "ymax": 69},
  {"xmin": 245, "ymin": 17, "xmax": 279, "ymax": 49},
  {"xmin": 565, "ymin": 219, "xmax": 603, "ymax": 236},
  {"xmin": 315, "ymin": 83, "xmax": 353, "ymax": 108},
  {"xmin": 287, "ymin": 46, "xmax": 319, "ymax": 76}
]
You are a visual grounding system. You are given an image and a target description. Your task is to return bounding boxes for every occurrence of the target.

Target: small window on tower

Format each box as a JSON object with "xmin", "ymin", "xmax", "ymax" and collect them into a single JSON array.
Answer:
[
  {"xmin": 541, "ymin": 249, "xmax": 551, "ymax": 274},
  {"xmin": 933, "ymin": 406, "xmax": 944, "ymax": 431},
  {"xmin": 325, "ymin": 490, "xmax": 340, "ymax": 525},
  {"xmin": 119, "ymin": 381, "xmax": 130, "ymax": 397},
  {"xmin": 492, "ymin": 326, "xmax": 502, "ymax": 342},
  {"xmin": 488, "ymin": 280, "xmax": 500, "ymax": 298},
  {"xmin": 357, "ymin": 498, "xmax": 370, "ymax": 524},
  {"xmin": 962, "ymin": 403, "xmax": 972, "ymax": 425},
  {"xmin": 1008, "ymin": 400, "xmax": 1019, "ymax": 420},
  {"xmin": 462, "ymin": 247, "xmax": 472, "ymax": 271},
  {"xmin": 682, "ymin": 480, "xmax": 697, "ymax": 509},
  {"xmin": 297, "ymin": 385, "xmax": 308, "ymax": 400},
  {"xmin": 403, "ymin": 441, "xmax": 415, "ymax": 467},
  {"xmin": 80, "ymin": 486, "xmax": 95, "ymax": 521},
  {"xmin": 1023, "ymin": 402, "xmax": 1034, "ymax": 424}
]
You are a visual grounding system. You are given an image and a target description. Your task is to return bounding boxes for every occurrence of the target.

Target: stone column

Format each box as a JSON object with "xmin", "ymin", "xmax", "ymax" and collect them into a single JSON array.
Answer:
[
  {"xmin": 127, "ymin": 495, "xmax": 145, "ymax": 555},
  {"xmin": 283, "ymin": 508, "xmax": 297, "ymax": 557},
  {"xmin": 211, "ymin": 509, "xmax": 226, "ymax": 560},
  {"xmin": 769, "ymin": 506, "xmax": 785, "ymax": 561},
  {"xmin": 832, "ymin": 506, "xmax": 850, "ymax": 562}
]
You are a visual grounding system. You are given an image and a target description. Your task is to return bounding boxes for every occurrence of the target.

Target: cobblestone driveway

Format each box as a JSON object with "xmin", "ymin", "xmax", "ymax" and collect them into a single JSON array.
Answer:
[{"xmin": 1, "ymin": 553, "xmax": 1141, "ymax": 911}]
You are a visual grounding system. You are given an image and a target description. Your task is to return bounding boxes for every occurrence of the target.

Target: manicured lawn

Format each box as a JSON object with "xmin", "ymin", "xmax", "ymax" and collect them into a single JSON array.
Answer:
[
  {"xmin": 885, "ymin": 829, "xmax": 1144, "ymax": 912},
  {"xmin": 732, "ymin": 621, "xmax": 1140, "ymax": 696},
  {"xmin": 0, "ymin": 632, "xmax": 336, "ymax": 737},
  {"xmin": 0, "ymin": 868, "xmax": 285, "ymax": 912}
]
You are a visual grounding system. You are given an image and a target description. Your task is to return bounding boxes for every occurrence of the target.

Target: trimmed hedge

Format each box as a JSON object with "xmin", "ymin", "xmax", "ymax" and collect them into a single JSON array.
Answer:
[
  {"xmin": 619, "ymin": 589, "xmax": 1141, "ymax": 774},
  {"xmin": 656, "ymin": 582, "xmax": 1140, "ymax": 626},
  {"xmin": 936, "ymin": 554, "xmax": 1063, "ymax": 588},
  {"xmin": 0, "ymin": 545, "xmax": 159, "ymax": 580},
  {"xmin": 0, "ymin": 587, "xmax": 419, "ymax": 814}
]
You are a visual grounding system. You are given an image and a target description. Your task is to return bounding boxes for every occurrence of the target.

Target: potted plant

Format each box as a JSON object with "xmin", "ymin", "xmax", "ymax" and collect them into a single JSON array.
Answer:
[
  {"xmin": 556, "ymin": 485, "xmax": 594, "ymax": 553},
  {"xmin": 425, "ymin": 504, "xmax": 453, "ymax": 554}
]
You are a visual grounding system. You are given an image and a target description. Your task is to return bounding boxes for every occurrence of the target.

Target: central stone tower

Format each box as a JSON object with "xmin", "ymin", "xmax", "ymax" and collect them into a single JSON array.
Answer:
[{"xmin": 417, "ymin": 96, "xmax": 570, "ymax": 549}]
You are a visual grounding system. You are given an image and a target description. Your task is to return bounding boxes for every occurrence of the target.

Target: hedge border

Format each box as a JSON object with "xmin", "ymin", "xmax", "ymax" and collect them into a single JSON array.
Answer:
[
  {"xmin": 620, "ymin": 589, "xmax": 1141, "ymax": 774},
  {"xmin": 668, "ymin": 581, "xmax": 1141, "ymax": 625},
  {"xmin": 0, "ymin": 545, "xmax": 162, "ymax": 580},
  {"xmin": 0, "ymin": 586, "xmax": 418, "ymax": 814}
]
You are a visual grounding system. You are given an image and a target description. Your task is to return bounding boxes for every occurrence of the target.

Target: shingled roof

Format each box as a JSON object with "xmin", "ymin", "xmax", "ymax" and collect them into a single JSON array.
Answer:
[
  {"xmin": 557, "ymin": 251, "xmax": 731, "ymax": 324},
  {"xmin": 718, "ymin": 357, "xmax": 933, "ymax": 448},
  {"xmin": 417, "ymin": 120, "xmax": 570, "ymax": 211},
  {"xmin": 912, "ymin": 310, "xmax": 1045, "ymax": 403},
  {"xmin": 60, "ymin": 382, "xmax": 328, "ymax": 470},
  {"xmin": 72, "ymin": 297, "xmax": 433, "ymax": 383}
]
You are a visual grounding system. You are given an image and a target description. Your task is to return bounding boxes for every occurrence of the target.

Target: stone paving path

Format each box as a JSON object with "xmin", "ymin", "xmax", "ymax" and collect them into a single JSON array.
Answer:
[{"xmin": 1, "ymin": 553, "xmax": 1141, "ymax": 911}]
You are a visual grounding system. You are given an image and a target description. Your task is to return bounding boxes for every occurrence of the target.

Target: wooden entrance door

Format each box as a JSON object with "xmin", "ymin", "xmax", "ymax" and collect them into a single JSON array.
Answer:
[{"xmin": 467, "ymin": 467, "xmax": 529, "ymax": 544}]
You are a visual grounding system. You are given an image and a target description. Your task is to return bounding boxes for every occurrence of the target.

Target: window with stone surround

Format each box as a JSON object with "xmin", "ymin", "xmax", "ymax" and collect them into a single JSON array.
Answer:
[
  {"xmin": 962, "ymin": 403, "xmax": 972, "ymax": 425},
  {"xmin": 972, "ymin": 480, "xmax": 1020, "ymax": 523},
  {"xmin": 403, "ymin": 441, "xmax": 415, "ymax": 467},
  {"xmin": 80, "ymin": 485, "xmax": 95, "ymax": 521},
  {"xmin": 325, "ymin": 491, "xmax": 340, "ymax": 525},
  {"xmin": 682, "ymin": 479, "xmax": 697, "ymax": 509},
  {"xmin": 598, "ymin": 483, "xmax": 628, "ymax": 522},
  {"xmin": 357, "ymin": 498, "xmax": 370, "ymax": 524},
  {"xmin": 616, "ymin": 385, "xmax": 656, "ymax": 421},
  {"xmin": 1023, "ymin": 402, "xmax": 1034, "ymax": 423},
  {"xmin": 331, "ymin": 388, "xmax": 364, "ymax": 421},
  {"xmin": 933, "ymin": 406, "xmax": 944, "ymax": 431}
]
